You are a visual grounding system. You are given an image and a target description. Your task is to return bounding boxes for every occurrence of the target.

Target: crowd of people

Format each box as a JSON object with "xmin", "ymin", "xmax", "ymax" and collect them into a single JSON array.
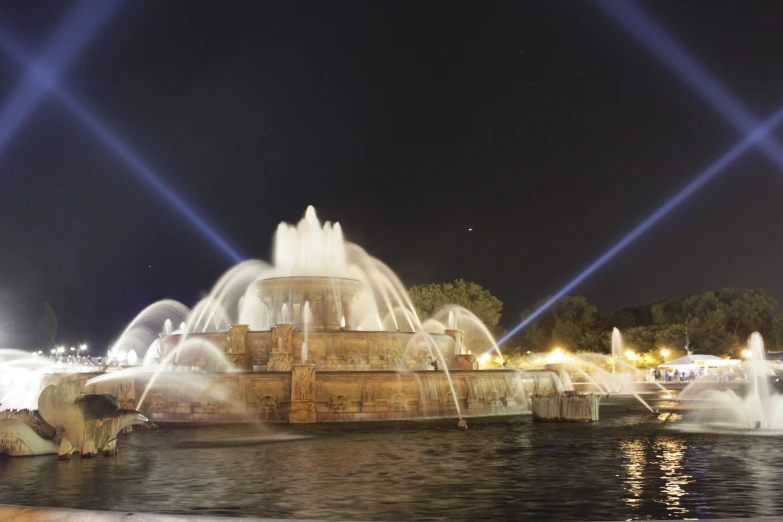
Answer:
[{"xmin": 650, "ymin": 367, "xmax": 747, "ymax": 382}]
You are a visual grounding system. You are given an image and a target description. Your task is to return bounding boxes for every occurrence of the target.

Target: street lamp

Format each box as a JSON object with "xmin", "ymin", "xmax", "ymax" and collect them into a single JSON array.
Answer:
[
  {"xmin": 660, "ymin": 348, "xmax": 670, "ymax": 359},
  {"xmin": 741, "ymin": 349, "xmax": 751, "ymax": 359},
  {"xmin": 57, "ymin": 346, "xmax": 65, "ymax": 354},
  {"xmin": 80, "ymin": 344, "xmax": 87, "ymax": 352}
]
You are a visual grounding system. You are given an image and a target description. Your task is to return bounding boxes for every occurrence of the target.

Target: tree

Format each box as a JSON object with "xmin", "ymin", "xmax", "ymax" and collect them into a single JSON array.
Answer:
[
  {"xmin": 650, "ymin": 302, "xmax": 671, "ymax": 326},
  {"xmin": 770, "ymin": 316, "xmax": 783, "ymax": 351},
  {"xmin": 716, "ymin": 288, "xmax": 777, "ymax": 340},
  {"xmin": 687, "ymin": 309, "xmax": 736, "ymax": 356},
  {"xmin": 514, "ymin": 295, "xmax": 598, "ymax": 352},
  {"xmin": 408, "ymin": 279, "xmax": 503, "ymax": 332}
]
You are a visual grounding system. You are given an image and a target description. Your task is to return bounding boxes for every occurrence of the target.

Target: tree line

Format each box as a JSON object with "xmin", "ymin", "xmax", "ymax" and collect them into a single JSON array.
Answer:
[{"xmin": 408, "ymin": 281, "xmax": 782, "ymax": 358}]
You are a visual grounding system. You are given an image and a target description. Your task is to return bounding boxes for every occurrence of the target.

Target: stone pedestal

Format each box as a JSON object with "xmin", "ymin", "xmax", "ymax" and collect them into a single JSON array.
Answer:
[
  {"xmin": 267, "ymin": 324, "xmax": 294, "ymax": 371},
  {"xmin": 266, "ymin": 352, "xmax": 293, "ymax": 372},
  {"xmin": 272, "ymin": 323, "xmax": 293, "ymax": 352},
  {"xmin": 532, "ymin": 393, "xmax": 600, "ymax": 422},
  {"xmin": 227, "ymin": 324, "xmax": 251, "ymax": 370},
  {"xmin": 444, "ymin": 329, "xmax": 465, "ymax": 354},
  {"xmin": 454, "ymin": 353, "xmax": 477, "ymax": 370},
  {"xmin": 290, "ymin": 364, "xmax": 316, "ymax": 423}
]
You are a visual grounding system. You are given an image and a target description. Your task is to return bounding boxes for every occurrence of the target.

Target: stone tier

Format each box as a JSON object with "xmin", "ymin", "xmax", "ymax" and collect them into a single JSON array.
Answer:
[
  {"xmin": 160, "ymin": 326, "xmax": 474, "ymax": 372},
  {"xmin": 42, "ymin": 369, "xmax": 563, "ymax": 424}
]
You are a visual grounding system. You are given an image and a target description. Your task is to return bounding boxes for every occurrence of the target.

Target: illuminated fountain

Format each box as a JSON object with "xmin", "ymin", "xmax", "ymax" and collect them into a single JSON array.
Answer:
[
  {"xmin": 680, "ymin": 332, "xmax": 783, "ymax": 432},
  {"xmin": 520, "ymin": 328, "xmax": 668, "ymax": 414},
  {"xmin": 0, "ymin": 350, "xmax": 95, "ymax": 411},
  {"xmin": 33, "ymin": 207, "xmax": 564, "ymax": 426}
]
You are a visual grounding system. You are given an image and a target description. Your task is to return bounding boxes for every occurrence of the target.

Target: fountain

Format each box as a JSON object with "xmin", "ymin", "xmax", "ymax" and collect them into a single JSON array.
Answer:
[
  {"xmin": 26, "ymin": 207, "xmax": 564, "ymax": 426},
  {"xmin": 681, "ymin": 332, "xmax": 783, "ymax": 431},
  {"xmin": 0, "ymin": 375, "xmax": 147, "ymax": 457}
]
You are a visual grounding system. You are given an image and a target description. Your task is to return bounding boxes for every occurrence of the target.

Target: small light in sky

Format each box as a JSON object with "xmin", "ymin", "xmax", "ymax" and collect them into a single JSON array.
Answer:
[
  {"xmin": 468, "ymin": 228, "xmax": 473, "ymax": 231},
  {"xmin": 148, "ymin": 265, "xmax": 152, "ymax": 268}
]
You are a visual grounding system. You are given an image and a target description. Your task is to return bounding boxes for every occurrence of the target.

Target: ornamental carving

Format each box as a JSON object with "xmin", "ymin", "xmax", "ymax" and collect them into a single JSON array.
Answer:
[
  {"xmin": 150, "ymin": 394, "xmax": 167, "ymax": 413},
  {"xmin": 271, "ymin": 323, "xmax": 293, "ymax": 354},
  {"xmin": 227, "ymin": 353, "xmax": 246, "ymax": 368},
  {"xmin": 442, "ymin": 389, "xmax": 458, "ymax": 410},
  {"xmin": 117, "ymin": 379, "xmax": 135, "ymax": 409},
  {"xmin": 387, "ymin": 350, "xmax": 401, "ymax": 367},
  {"xmin": 486, "ymin": 390, "xmax": 501, "ymax": 406},
  {"xmin": 289, "ymin": 401, "xmax": 316, "ymax": 413},
  {"xmin": 362, "ymin": 382, "xmax": 377, "ymax": 405},
  {"xmin": 257, "ymin": 395, "xmax": 277, "ymax": 419},
  {"xmin": 0, "ymin": 435, "xmax": 29, "ymax": 456},
  {"xmin": 389, "ymin": 393, "xmax": 407, "ymax": 412},
  {"xmin": 227, "ymin": 324, "xmax": 249, "ymax": 355},
  {"xmin": 266, "ymin": 352, "xmax": 293, "ymax": 372},
  {"xmin": 292, "ymin": 365, "xmax": 315, "ymax": 401},
  {"xmin": 0, "ymin": 410, "xmax": 55, "ymax": 440},
  {"xmin": 330, "ymin": 394, "xmax": 349, "ymax": 412}
]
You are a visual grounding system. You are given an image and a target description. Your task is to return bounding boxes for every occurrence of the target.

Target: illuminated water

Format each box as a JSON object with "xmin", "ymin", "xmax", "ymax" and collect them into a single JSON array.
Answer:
[
  {"xmin": 680, "ymin": 332, "xmax": 783, "ymax": 431},
  {"xmin": 2, "ymin": 402, "xmax": 782, "ymax": 520}
]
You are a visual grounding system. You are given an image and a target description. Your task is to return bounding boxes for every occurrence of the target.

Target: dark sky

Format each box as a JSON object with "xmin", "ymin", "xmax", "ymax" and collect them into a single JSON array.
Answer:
[{"xmin": 1, "ymin": 0, "xmax": 783, "ymax": 350}]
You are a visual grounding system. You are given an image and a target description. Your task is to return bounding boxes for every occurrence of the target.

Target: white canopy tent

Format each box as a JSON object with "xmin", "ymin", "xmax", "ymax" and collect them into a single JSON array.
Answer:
[{"xmin": 658, "ymin": 354, "xmax": 740, "ymax": 373}]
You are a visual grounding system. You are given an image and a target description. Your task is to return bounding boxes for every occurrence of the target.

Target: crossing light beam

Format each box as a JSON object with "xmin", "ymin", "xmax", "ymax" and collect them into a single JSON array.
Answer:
[{"xmin": 494, "ymin": 105, "xmax": 783, "ymax": 349}]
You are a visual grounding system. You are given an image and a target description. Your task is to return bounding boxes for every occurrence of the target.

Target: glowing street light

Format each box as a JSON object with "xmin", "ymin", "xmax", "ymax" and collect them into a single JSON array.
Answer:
[
  {"xmin": 660, "ymin": 348, "xmax": 670, "ymax": 359},
  {"xmin": 70, "ymin": 346, "xmax": 76, "ymax": 352},
  {"xmin": 741, "ymin": 349, "xmax": 751, "ymax": 359},
  {"xmin": 57, "ymin": 346, "xmax": 65, "ymax": 354},
  {"xmin": 546, "ymin": 347, "xmax": 567, "ymax": 364},
  {"xmin": 625, "ymin": 349, "xmax": 635, "ymax": 358}
]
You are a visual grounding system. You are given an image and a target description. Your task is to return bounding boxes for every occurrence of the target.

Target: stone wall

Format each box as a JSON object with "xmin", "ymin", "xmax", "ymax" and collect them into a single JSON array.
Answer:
[
  {"xmin": 160, "ymin": 329, "xmax": 461, "ymax": 372},
  {"xmin": 43, "ymin": 369, "xmax": 562, "ymax": 424}
]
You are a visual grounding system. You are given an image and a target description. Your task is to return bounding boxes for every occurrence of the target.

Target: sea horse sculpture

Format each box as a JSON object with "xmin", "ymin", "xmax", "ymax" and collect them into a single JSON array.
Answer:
[{"xmin": 0, "ymin": 377, "xmax": 148, "ymax": 458}]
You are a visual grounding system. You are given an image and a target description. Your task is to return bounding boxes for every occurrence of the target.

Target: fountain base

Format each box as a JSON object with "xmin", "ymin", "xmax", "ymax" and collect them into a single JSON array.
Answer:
[
  {"xmin": 43, "ymin": 369, "xmax": 564, "ymax": 424},
  {"xmin": 532, "ymin": 393, "xmax": 601, "ymax": 422}
]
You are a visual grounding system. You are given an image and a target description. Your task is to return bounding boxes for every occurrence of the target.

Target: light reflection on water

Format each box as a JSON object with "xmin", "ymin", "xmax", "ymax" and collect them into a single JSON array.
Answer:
[{"xmin": 1, "ymin": 405, "xmax": 783, "ymax": 520}]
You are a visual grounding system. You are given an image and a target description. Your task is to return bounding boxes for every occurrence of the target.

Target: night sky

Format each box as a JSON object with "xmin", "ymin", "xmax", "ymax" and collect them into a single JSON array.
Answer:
[{"xmin": 1, "ymin": 0, "xmax": 783, "ymax": 350}]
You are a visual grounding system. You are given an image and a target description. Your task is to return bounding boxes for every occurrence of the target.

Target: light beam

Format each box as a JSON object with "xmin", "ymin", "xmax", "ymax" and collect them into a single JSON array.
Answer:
[
  {"xmin": 593, "ymin": 0, "xmax": 783, "ymax": 171},
  {"xmin": 0, "ymin": 25, "xmax": 244, "ymax": 263},
  {"xmin": 0, "ymin": 0, "xmax": 123, "ymax": 159},
  {"xmin": 495, "ymin": 105, "xmax": 783, "ymax": 348}
]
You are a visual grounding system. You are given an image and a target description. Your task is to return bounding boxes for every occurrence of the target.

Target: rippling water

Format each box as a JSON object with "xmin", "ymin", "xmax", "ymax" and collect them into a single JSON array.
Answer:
[{"xmin": 1, "ymin": 402, "xmax": 782, "ymax": 520}]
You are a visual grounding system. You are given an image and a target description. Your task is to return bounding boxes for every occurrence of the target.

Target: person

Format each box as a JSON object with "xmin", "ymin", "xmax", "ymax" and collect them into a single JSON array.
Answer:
[
  {"xmin": 674, "ymin": 369, "xmax": 680, "ymax": 381},
  {"xmin": 432, "ymin": 359, "xmax": 439, "ymax": 371}
]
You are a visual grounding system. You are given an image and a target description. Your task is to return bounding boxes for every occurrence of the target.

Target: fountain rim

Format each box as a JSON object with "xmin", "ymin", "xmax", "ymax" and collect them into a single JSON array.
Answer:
[
  {"xmin": 160, "ymin": 327, "xmax": 457, "ymax": 336},
  {"xmin": 256, "ymin": 275, "xmax": 365, "ymax": 284}
]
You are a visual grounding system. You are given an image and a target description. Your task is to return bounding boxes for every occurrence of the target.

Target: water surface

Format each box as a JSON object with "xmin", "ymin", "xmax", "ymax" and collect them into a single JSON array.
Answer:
[{"xmin": 1, "ymin": 403, "xmax": 781, "ymax": 521}]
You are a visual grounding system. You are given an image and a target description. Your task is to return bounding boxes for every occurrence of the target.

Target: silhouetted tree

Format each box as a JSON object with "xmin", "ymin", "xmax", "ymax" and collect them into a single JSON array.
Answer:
[{"xmin": 408, "ymin": 279, "xmax": 503, "ymax": 332}]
